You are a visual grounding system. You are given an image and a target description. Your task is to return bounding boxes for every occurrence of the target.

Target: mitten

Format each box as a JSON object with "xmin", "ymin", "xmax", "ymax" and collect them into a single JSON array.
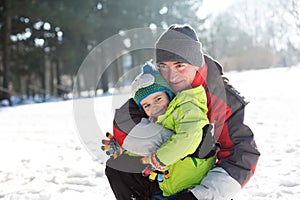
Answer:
[
  {"xmin": 141, "ymin": 154, "xmax": 168, "ymax": 171},
  {"xmin": 101, "ymin": 132, "xmax": 124, "ymax": 159},
  {"xmin": 141, "ymin": 154, "xmax": 170, "ymax": 182},
  {"xmin": 142, "ymin": 166, "xmax": 170, "ymax": 182}
]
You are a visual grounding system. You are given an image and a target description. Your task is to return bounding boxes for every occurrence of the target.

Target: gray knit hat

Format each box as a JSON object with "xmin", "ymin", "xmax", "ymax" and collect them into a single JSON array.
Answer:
[{"xmin": 155, "ymin": 24, "xmax": 204, "ymax": 67}]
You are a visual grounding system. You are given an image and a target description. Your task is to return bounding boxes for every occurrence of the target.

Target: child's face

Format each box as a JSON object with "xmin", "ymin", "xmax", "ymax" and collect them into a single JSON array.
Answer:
[{"xmin": 140, "ymin": 91, "xmax": 170, "ymax": 118}]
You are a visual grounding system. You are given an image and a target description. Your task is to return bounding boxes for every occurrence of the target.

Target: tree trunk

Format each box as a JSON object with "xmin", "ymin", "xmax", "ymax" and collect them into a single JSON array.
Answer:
[
  {"xmin": 2, "ymin": 0, "xmax": 12, "ymax": 105},
  {"xmin": 40, "ymin": 55, "xmax": 46, "ymax": 102},
  {"xmin": 26, "ymin": 75, "xmax": 31, "ymax": 98},
  {"xmin": 99, "ymin": 46, "xmax": 109, "ymax": 94},
  {"xmin": 55, "ymin": 59, "xmax": 62, "ymax": 96},
  {"xmin": 50, "ymin": 60, "xmax": 54, "ymax": 96}
]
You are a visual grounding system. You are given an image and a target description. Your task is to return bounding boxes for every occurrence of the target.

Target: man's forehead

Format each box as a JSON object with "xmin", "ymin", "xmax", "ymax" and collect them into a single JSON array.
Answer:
[{"xmin": 159, "ymin": 62, "xmax": 184, "ymax": 66}]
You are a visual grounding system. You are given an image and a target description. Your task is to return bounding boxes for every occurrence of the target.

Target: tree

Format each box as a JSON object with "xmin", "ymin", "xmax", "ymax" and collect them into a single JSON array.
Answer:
[
  {"xmin": 0, "ymin": 0, "xmax": 12, "ymax": 105},
  {"xmin": 91, "ymin": 0, "xmax": 205, "ymax": 93},
  {"xmin": 203, "ymin": 0, "xmax": 300, "ymax": 71},
  {"xmin": 1, "ymin": 0, "xmax": 208, "ymax": 101}
]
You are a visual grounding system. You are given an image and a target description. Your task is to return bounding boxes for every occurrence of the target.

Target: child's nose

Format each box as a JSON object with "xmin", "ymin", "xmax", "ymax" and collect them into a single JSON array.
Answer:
[{"xmin": 149, "ymin": 104, "xmax": 166, "ymax": 118}]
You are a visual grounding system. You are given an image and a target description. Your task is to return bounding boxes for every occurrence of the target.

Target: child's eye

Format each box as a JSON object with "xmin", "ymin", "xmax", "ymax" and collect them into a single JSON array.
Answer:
[
  {"xmin": 155, "ymin": 96, "xmax": 165, "ymax": 103},
  {"xmin": 143, "ymin": 104, "xmax": 150, "ymax": 109}
]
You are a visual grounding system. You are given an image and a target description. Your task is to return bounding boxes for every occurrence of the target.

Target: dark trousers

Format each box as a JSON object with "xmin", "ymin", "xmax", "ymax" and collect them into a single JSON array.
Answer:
[{"xmin": 105, "ymin": 154, "xmax": 161, "ymax": 200}]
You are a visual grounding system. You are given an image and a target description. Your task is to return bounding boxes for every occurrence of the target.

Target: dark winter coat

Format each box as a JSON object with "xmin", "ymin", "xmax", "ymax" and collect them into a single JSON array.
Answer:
[{"xmin": 109, "ymin": 55, "xmax": 260, "ymax": 199}]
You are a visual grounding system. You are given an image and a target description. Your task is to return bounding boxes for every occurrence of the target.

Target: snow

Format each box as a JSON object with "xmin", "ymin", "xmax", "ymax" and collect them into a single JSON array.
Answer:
[
  {"xmin": 0, "ymin": 101, "xmax": 114, "ymax": 199},
  {"xmin": 226, "ymin": 66, "xmax": 300, "ymax": 199},
  {"xmin": 1, "ymin": 65, "xmax": 300, "ymax": 199}
]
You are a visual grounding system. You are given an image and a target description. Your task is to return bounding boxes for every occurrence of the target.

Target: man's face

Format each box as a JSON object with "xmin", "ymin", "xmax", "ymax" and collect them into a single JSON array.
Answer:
[{"xmin": 158, "ymin": 62, "xmax": 198, "ymax": 93}]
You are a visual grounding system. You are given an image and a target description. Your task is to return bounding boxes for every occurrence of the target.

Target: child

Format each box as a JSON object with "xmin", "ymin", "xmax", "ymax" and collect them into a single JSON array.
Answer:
[{"xmin": 108, "ymin": 61, "xmax": 216, "ymax": 197}]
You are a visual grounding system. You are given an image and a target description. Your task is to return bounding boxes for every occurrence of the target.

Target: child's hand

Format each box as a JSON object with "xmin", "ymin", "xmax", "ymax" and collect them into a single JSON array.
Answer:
[
  {"xmin": 141, "ymin": 154, "xmax": 168, "ymax": 171},
  {"xmin": 141, "ymin": 154, "xmax": 170, "ymax": 182},
  {"xmin": 142, "ymin": 166, "xmax": 170, "ymax": 182},
  {"xmin": 101, "ymin": 132, "xmax": 124, "ymax": 159}
]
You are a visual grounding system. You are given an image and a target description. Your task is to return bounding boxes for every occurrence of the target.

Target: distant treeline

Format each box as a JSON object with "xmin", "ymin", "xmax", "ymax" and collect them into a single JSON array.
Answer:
[{"xmin": 0, "ymin": 0, "xmax": 299, "ymax": 105}]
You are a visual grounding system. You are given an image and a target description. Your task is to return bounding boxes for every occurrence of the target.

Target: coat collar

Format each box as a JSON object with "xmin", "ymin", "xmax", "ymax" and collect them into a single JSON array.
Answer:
[{"xmin": 191, "ymin": 62, "xmax": 208, "ymax": 88}]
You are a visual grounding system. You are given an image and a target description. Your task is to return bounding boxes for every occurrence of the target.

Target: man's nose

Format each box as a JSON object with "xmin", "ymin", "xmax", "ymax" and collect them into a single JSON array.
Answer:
[{"xmin": 168, "ymin": 68, "xmax": 179, "ymax": 83}]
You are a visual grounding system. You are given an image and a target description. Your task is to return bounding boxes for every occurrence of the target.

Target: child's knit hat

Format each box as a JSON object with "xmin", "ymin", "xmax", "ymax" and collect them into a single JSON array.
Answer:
[{"xmin": 131, "ymin": 61, "xmax": 174, "ymax": 109}]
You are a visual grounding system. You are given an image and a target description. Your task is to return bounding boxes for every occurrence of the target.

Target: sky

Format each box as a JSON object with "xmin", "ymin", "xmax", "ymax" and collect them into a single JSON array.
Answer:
[{"xmin": 198, "ymin": 0, "xmax": 236, "ymax": 18}]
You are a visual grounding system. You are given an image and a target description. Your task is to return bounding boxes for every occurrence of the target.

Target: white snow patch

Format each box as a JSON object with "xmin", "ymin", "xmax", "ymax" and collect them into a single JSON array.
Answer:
[{"xmin": 1, "ymin": 65, "xmax": 300, "ymax": 199}]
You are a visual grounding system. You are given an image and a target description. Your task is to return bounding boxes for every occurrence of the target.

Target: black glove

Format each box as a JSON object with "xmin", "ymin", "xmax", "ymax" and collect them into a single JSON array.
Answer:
[
  {"xmin": 190, "ymin": 123, "xmax": 220, "ymax": 159},
  {"xmin": 170, "ymin": 191, "xmax": 197, "ymax": 200}
]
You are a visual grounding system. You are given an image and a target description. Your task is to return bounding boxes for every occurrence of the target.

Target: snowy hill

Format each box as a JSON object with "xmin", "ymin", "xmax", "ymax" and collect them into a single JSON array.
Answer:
[{"xmin": 0, "ymin": 66, "xmax": 300, "ymax": 200}]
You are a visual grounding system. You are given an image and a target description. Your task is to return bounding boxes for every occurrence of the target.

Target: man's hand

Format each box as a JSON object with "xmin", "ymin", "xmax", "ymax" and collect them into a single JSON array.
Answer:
[
  {"xmin": 187, "ymin": 167, "xmax": 241, "ymax": 200},
  {"xmin": 101, "ymin": 132, "xmax": 124, "ymax": 159}
]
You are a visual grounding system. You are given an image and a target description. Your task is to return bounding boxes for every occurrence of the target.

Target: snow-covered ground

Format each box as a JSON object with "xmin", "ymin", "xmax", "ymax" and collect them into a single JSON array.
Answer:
[{"xmin": 0, "ymin": 65, "xmax": 300, "ymax": 199}]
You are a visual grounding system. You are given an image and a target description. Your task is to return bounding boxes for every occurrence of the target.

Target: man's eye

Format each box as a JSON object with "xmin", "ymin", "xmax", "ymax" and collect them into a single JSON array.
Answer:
[
  {"xmin": 177, "ymin": 64, "xmax": 184, "ymax": 68},
  {"xmin": 175, "ymin": 64, "xmax": 186, "ymax": 71},
  {"xmin": 158, "ymin": 64, "xmax": 168, "ymax": 70}
]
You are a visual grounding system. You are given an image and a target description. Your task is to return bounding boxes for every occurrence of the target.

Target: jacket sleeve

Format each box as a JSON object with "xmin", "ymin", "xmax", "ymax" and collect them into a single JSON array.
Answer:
[
  {"xmin": 217, "ymin": 79, "xmax": 260, "ymax": 187},
  {"xmin": 205, "ymin": 56, "xmax": 260, "ymax": 188},
  {"xmin": 113, "ymin": 98, "xmax": 173, "ymax": 156},
  {"xmin": 156, "ymin": 88, "xmax": 209, "ymax": 166},
  {"xmin": 190, "ymin": 167, "xmax": 241, "ymax": 200}
]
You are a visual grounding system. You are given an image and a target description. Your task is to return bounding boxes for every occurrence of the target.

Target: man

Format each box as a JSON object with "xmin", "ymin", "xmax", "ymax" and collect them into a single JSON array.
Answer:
[{"xmin": 105, "ymin": 24, "xmax": 260, "ymax": 200}]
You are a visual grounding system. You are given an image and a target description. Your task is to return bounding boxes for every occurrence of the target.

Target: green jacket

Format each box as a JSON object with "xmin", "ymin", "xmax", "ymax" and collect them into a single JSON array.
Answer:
[
  {"xmin": 156, "ymin": 85, "xmax": 209, "ymax": 165},
  {"xmin": 156, "ymin": 85, "xmax": 216, "ymax": 196}
]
